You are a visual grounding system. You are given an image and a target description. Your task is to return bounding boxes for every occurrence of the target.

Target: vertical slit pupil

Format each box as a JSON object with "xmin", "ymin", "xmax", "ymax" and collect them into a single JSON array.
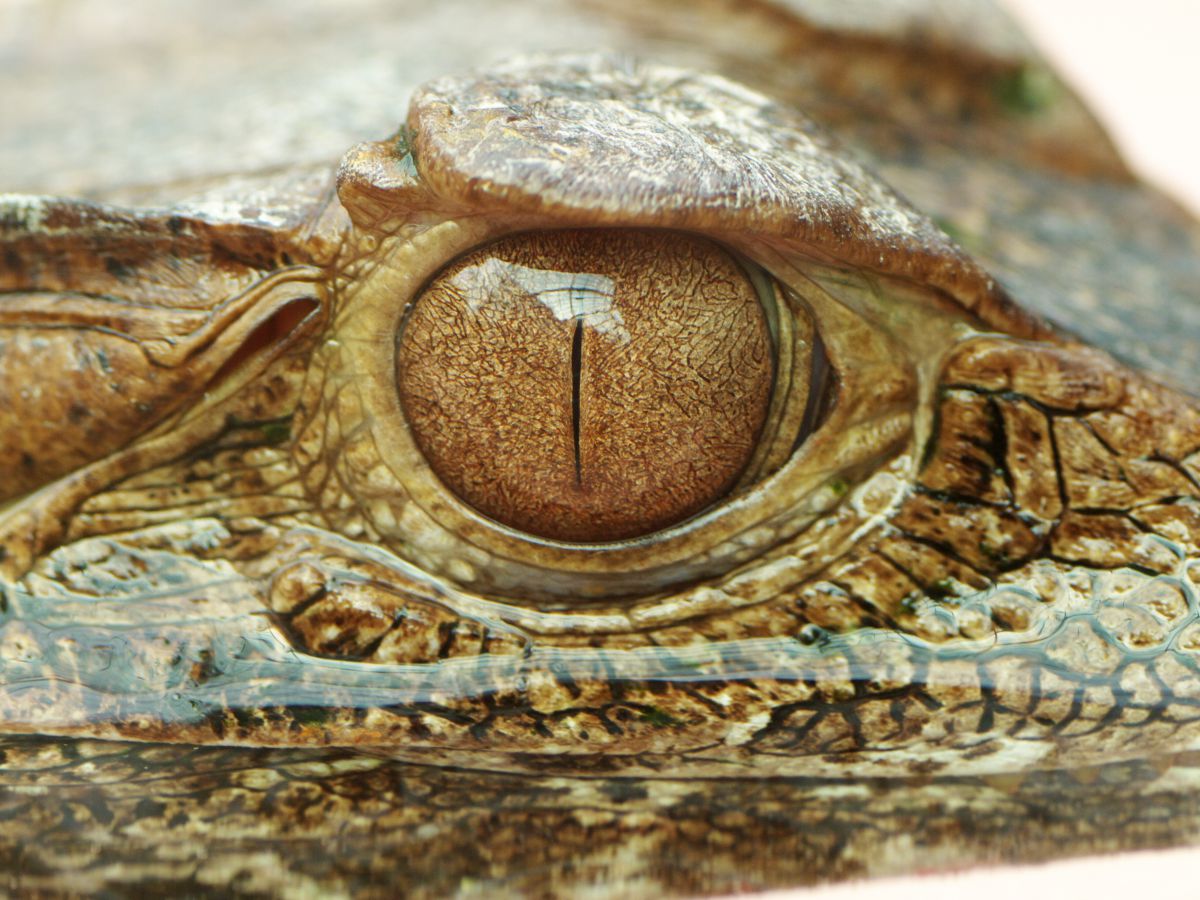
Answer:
[{"xmin": 571, "ymin": 316, "xmax": 584, "ymax": 485}]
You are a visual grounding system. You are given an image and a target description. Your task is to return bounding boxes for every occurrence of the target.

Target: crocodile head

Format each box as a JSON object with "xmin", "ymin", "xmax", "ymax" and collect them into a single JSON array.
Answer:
[{"xmin": 2, "ymin": 54, "xmax": 1198, "ymax": 784}]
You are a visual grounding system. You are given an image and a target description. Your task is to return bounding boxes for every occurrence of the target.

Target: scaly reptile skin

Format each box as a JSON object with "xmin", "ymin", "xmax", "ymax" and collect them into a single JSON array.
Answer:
[{"xmin": 2, "ymin": 11, "xmax": 1200, "ymax": 900}]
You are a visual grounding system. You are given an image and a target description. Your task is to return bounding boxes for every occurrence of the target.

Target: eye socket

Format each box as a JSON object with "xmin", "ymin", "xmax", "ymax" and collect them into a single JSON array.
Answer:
[
  {"xmin": 395, "ymin": 229, "xmax": 811, "ymax": 543},
  {"xmin": 304, "ymin": 220, "xmax": 915, "ymax": 600}
]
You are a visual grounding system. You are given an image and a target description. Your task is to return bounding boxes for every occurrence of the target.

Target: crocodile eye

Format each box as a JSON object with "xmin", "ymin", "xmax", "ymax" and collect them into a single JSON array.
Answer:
[
  {"xmin": 307, "ymin": 218, "xmax": 897, "ymax": 600},
  {"xmin": 396, "ymin": 229, "xmax": 787, "ymax": 542}
]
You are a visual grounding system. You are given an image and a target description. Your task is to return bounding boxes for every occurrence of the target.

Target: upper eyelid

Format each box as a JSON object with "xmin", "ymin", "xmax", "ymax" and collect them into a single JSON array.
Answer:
[{"xmin": 364, "ymin": 54, "xmax": 1037, "ymax": 341}]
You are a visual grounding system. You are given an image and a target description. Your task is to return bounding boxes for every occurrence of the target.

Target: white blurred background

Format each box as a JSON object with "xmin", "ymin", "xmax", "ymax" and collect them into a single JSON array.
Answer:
[{"xmin": 1005, "ymin": 0, "xmax": 1200, "ymax": 216}]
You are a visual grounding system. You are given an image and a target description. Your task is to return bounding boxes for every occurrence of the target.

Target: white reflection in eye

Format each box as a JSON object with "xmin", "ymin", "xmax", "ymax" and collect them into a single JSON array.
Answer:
[{"xmin": 451, "ymin": 257, "xmax": 630, "ymax": 343}]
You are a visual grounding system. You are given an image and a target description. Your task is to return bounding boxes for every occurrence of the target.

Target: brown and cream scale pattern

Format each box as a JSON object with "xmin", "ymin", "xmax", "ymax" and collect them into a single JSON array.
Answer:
[
  {"xmin": 2, "ymin": 30, "xmax": 1200, "ymax": 899},
  {"xmin": 1, "ymin": 56, "xmax": 1199, "ymax": 780}
]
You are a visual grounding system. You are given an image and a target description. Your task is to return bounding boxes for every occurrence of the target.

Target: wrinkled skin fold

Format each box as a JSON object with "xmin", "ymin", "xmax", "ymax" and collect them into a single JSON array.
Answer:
[{"xmin": 2, "ymin": 8, "xmax": 1200, "ymax": 898}]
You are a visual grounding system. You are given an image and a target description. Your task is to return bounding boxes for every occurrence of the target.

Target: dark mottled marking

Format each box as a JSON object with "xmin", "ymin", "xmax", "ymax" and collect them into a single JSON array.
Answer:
[
  {"xmin": 104, "ymin": 257, "xmax": 132, "ymax": 280},
  {"xmin": 134, "ymin": 798, "xmax": 167, "ymax": 818},
  {"xmin": 600, "ymin": 781, "xmax": 650, "ymax": 803}
]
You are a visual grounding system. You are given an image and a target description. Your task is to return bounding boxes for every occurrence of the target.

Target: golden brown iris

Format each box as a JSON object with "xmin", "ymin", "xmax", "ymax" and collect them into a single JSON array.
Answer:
[{"xmin": 396, "ymin": 230, "xmax": 775, "ymax": 542}]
